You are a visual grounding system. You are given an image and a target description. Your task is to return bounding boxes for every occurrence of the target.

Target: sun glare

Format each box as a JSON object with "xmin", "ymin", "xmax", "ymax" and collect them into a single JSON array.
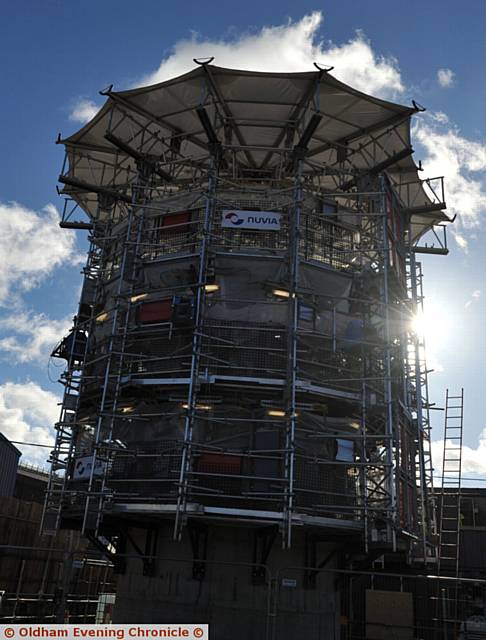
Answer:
[
  {"xmin": 411, "ymin": 302, "xmax": 450, "ymax": 346},
  {"xmin": 412, "ymin": 310, "xmax": 427, "ymax": 338}
]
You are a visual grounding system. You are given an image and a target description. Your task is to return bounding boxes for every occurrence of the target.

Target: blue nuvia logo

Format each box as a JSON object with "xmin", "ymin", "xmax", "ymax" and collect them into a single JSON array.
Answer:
[
  {"xmin": 247, "ymin": 215, "xmax": 279, "ymax": 225},
  {"xmin": 222, "ymin": 209, "xmax": 281, "ymax": 230}
]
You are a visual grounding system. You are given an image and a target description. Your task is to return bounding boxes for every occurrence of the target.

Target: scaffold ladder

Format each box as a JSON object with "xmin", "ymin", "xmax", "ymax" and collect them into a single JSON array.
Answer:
[
  {"xmin": 41, "ymin": 239, "xmax": 105, "ymax": 534},
  {"xmin": 437, "ymin": 388, "xmax": 463, "ymax": 576},
  {"xmin": 173, "ymin": 158, "xmax": 218, "ymax": 542},
  {"xmin": 406, "ymin": 253, "xmax": 436, "ymax": 558},
  {"xmin": 436, "ymin": 388, "xmax": 463, "ymax": 638}
]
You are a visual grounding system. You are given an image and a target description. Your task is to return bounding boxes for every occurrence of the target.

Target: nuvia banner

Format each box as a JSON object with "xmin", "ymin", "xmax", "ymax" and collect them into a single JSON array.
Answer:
[{"xmin": 221, "ymin": 210, "xmax": 281, "ymax": 230}]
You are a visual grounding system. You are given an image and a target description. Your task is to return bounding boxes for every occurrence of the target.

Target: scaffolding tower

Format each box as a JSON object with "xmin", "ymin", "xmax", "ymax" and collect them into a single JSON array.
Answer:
[{"xmin": 42, "ymin": 63, "xmax": 450, "ymax": 563}]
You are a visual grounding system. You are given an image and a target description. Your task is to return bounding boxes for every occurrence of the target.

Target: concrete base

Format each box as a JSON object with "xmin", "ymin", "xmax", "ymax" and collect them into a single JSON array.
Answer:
[{"xmin": 113, "ymin": 522, "xmax": 341, "ymax": 640}]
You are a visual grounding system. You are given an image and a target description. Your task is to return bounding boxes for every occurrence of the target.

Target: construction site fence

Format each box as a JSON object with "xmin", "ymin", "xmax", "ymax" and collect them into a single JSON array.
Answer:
[
  {"xmin": 0, "ymin": 545, "xmax": 484, "ymax": 639},
  {"xmin": 0, "ymin": 545, "xmax": 114, "ymax": 624}
]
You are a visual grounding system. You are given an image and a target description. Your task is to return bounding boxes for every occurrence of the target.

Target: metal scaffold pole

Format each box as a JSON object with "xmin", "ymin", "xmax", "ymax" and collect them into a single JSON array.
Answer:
[
  {"xmin": 174, "ymin": 154, "xmax": 218, "ymax": 541},
  {"xmin": 90, "ymin": 176, "xmax": 148, "ymax": 536},
  {"xmin": 380, "ymin": 177, "xmax": 398, "ymax": 550},
  {"xmin": 41, "ymin": 212, "xmax": 108, "ymax": 535},
  {"xmin": 80, "ymin": 159, "xmax": 151, "ymax": 534},
  {"xmin": 407, "ymin": 241, "xmax": 434, "ymax": 561},
  {"xmin": 282, "ymin": 158, "xmax": 303, "ymax": 549},
  {"xmin": 360, "ymin": 381, "xmax": 370, "ymax": 553}
]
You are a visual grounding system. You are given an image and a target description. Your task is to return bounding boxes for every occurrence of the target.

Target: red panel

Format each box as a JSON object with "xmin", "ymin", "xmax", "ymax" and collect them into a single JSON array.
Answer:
[
  {"xmin": 137, "ymin": 299, "xmax": 173, "ymax": 324},
  {"xmin": 162, "ymin": 211, "xmax": 190, "ymax": 232},
  {"xmin": 198, "ymin": 453, "xmax": 242, "ymax": 475}
]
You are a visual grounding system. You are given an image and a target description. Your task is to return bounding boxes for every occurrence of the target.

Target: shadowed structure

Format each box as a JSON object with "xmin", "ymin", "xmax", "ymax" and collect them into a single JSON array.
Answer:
[{"xmin": 43, "ymin": 63, "xmax": 451, "ymax": 638}]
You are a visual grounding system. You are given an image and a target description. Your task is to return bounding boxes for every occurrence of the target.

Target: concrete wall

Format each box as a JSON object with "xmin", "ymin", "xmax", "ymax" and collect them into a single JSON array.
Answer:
[{"xmin": 113, "ymin": 523, "xmax": 340, "ymax": 640}]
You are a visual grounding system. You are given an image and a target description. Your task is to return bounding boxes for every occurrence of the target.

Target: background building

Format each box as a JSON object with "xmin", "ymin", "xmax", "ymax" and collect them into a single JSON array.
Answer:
[
  {"xmin": 0, "ymin": 434, "xmax": 114, "ymax": 623},
  {"xmin": 15, "ymin": 463, "xmax": 50, "ymax": 503},
  {"xmin": 0, "ymin": 433, "xmax": 21, "ymax": 497}
]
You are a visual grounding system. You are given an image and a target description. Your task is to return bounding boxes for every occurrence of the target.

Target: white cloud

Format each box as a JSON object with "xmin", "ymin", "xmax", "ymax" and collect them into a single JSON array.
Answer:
[
  {"xmin": 69, "ymin": 99, "xmax": 101, "ymax": 124},
  {"xmin": 464, "ymin": 289, "xmax": 481, "ymax": 309},
  {"xmin": 426, "ymin": 355, "xmax": 444, "ymax": 374},
  {"xmin": 432, "ymin": 428, "xmax": 486, "ymax": 477},
  {"xmin": 452, "ymin": 231, "xmax": 469, "ymax": 252},
  {"xmin": 430, "ymin": 111, "xmax": 449, "ymax": 125},
  {"xmin": 437, "ymin": 68, "xmax": 455, "ymax": 88},
  {"xmin": 0, "ymin": 311, "xmax": 72, "ymax": 364},
  {"xmin": 0, "ymin": 202, "xmax": 81, "ymax": 306},
  {"xmin": 413, "ymin": 119, "xmax": 486, "ymax": 230},
  {"xmin": 0, "ymin": 381, "xmax": 59, "ymax": 465},
  {"xmin": 139, "ymin": 12, "xmax": 404, "ymax": 100}
]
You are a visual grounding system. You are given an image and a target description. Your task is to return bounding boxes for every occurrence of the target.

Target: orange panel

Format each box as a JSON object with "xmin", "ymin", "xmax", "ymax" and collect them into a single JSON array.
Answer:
[
  {"xmin": 137, "ymin": 299, "xmax": 173, "ymax": 324},
  {"xmin": 198, "ymin": 453, "xmax": 242, "ymax": 475},
  {"xmin": 162, "ymin": 211, "xmax": 190, "ymax": 232}
]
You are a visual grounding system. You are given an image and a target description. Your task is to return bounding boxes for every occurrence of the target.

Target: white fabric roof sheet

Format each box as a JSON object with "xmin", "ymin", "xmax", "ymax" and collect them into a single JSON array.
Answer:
[{"xmin": 61, "ymin": 65, "xmax": 448, "ymax": 239}]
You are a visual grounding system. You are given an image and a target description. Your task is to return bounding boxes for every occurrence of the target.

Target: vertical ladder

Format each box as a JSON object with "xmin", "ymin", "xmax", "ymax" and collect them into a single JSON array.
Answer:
[
  {"xmin": 81, "ymin": 197, "xmax": 140, "ymax": 534},
  {"xmin": 41, "ymin": 239, "xmax": 104, "ymax": 534},
  {"xmin": 282, "ymin": 156, "xmax": 302, "ymax": 549},
  {"xmin": 437, "ymin": 388, "xmax": 463, "ymax": 575},
  {"xmin": 406, "ymin": 255, "xmax": 436, "ymax": 558},
  {"xmin": 173, "ymin": 157, "xmax": 217, "ymax": 541},
  {"xmin": 437, "ymin": 388, "xmax": 464, "ymax": 636}
]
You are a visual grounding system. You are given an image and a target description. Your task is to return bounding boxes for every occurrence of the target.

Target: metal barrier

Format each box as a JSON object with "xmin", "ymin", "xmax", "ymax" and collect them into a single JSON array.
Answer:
[
  {"xmin": 0, "ymin": 544, "xmax": 478, "ymax": 640},
  {"xmin": 0, "ymin": 546, "xmax": 114, "ymax": 623}
]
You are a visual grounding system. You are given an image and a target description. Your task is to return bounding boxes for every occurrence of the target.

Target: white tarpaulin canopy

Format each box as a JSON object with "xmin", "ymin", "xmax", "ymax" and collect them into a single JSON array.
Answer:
[{"xmin": 60, "ymin": 64, "xmax": 448, "ymax": 239}]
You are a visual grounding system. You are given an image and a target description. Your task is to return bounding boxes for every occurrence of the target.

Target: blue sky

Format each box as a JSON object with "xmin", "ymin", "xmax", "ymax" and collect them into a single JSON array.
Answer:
[{"xmin": 1, "ymin": 1, "xmax": 486, "ymax": 479}]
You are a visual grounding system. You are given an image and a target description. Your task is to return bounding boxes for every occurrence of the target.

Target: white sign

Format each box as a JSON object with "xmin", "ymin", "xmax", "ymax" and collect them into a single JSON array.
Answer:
[
  {"xmin": 72, "ymin": 455, "xmax": 106, "ymax": 481},
  {"xmin": 281, "ymin": 578, "xmax": 297, "ymax": 588},
  {"xmin": 222, "ymin": 209, "xmax": 281, "ymax": 231}
]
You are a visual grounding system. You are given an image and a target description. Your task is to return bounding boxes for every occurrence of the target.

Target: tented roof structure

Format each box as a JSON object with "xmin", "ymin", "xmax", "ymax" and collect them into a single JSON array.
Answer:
[{"xmin": 60, "ymin": 64, "xmax": 449, "ymax": 239}]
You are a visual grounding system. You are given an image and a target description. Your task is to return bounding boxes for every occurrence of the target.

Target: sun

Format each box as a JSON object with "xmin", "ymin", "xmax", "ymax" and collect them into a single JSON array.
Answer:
[
  {"xmin": 411, "ymin": 301, "xmax": 450, "ymax": 347},
  {"xmin": 412, "ymin": 309, "xmax": 432, "ymax": 339}
]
